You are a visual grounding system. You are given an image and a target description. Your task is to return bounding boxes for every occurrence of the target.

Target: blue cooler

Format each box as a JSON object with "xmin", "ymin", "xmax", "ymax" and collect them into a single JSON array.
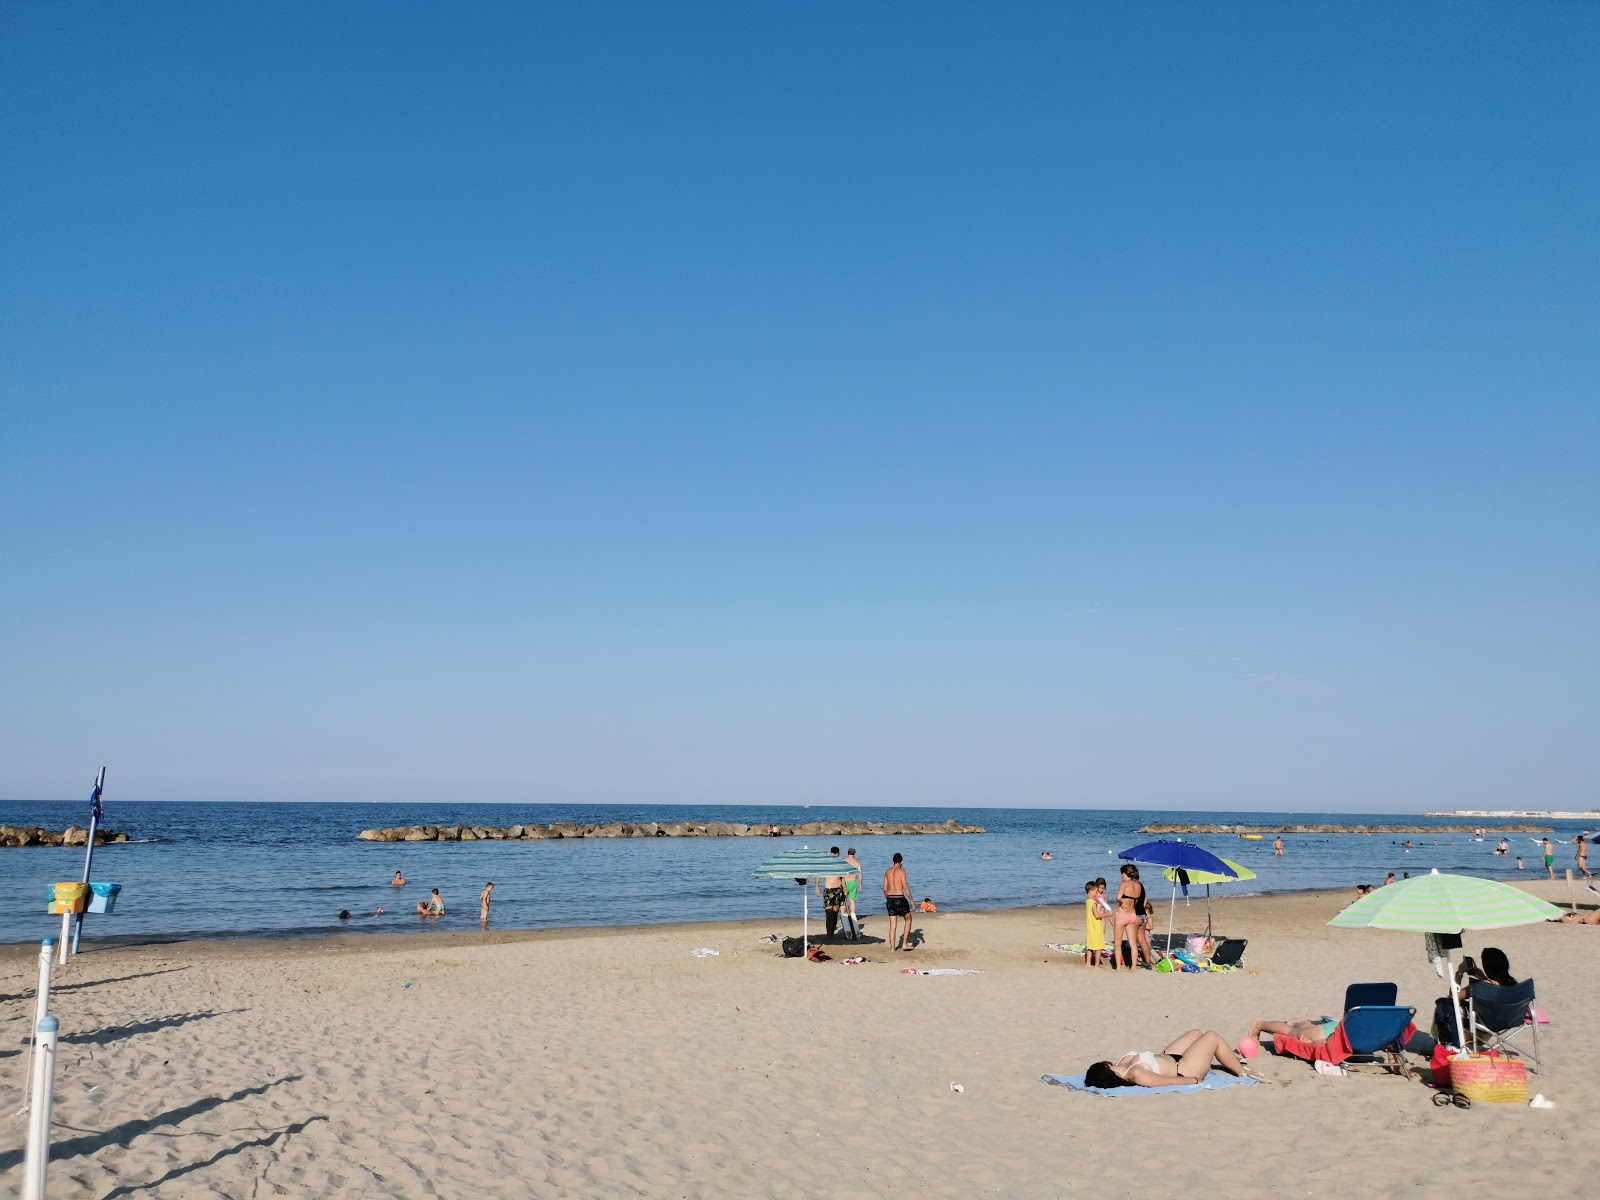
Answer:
[{"xmin": 86, "ymin": 882, "xmax": 121, "ymax": 914}]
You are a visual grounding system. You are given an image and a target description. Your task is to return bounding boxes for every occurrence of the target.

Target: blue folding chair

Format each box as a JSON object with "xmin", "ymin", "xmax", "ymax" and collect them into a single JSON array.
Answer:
[
  {"xmin": 1342, "ymin": 1005, "xmax": 1416, "ymax": 1075},
  {"xmin": 1467, "ymin": 978, "xmax": 1543, "ymax": 1073}
]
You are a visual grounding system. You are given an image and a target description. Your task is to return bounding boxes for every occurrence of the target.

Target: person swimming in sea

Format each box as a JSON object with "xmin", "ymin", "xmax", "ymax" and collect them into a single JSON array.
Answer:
[{"xmin": 392, "ymin": 871, "xmax": 407, "ymax": 887}]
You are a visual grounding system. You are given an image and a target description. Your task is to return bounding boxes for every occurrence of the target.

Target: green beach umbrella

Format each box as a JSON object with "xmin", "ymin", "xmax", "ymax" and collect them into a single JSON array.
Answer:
[
  {"xmin": 752, "ymin": 848, "xmax": 856, "ymax": 955},
  {"xmin": 1163, "ymin": 858, "xmax": 1256, "ymax": 938},
  {"xmin": 1329, "ymin": 869, "xmax": 1561, "ymax": 1052},
  {"xmin": 1328, "ymin": 869, "xmax": 1561, "ymax": 933}
]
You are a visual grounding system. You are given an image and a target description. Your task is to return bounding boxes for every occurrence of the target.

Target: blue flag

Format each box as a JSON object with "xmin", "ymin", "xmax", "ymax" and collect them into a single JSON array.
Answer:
[{"xmin": 90, "ymin": 775, "xmax": 103, "ymax": 822}]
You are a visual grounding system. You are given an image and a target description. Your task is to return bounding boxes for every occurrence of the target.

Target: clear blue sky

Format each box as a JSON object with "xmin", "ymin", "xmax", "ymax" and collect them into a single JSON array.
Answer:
[{"xmin": 2, "ymin": 3, "xmax": 1595, "ymax": 811}]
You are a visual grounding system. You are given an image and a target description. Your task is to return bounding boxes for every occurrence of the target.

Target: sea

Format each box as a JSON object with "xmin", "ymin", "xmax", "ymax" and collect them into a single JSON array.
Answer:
[{"xmin": 0, "ymin": 801, "xmax": 1592, "ymax": 947}]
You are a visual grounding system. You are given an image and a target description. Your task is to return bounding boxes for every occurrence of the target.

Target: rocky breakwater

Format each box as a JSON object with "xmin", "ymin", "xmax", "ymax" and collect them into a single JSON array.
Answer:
[
  {"xmin": 357, "ymin": 818, "xmax": 986, "ymax": 843},
  {"xmin": 1140, "ymin": 822, "xmax": 1554, "ymax": 835},
  {"xmin": 1, "ymin": 825, "xmax": 131, "ymax": 848}
]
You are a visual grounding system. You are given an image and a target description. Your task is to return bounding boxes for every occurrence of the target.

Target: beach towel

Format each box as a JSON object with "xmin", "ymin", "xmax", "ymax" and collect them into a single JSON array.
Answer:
[
  {"xmin": 902, "ymin": 968, "xmax": 983, "ymax": 976},
  {"xmin": 1041, "ymin": 1072, "xmax": 1257, "ymax": 1097}
]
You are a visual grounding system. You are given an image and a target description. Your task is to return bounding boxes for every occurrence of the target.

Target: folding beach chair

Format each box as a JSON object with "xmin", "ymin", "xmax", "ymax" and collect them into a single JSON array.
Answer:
[
  {"xmin": 1211, "ymin": 938, "xmax": 1246, "ymax": 967},
  {"xmin": 1341, "ymin": 1005, "xmax": 1418, "ymax": 1074},
  {"xmin": 1341, "ymin": 982, "xmax": 1397, "ymax": 1014},
  {"xmin": 1467, "ymin": 978, "xmax": 1542, "ymax": 1073},
  {"xmin": 1268, "ymin": 1005, "xmax": 1417, "ymax": 1076}
]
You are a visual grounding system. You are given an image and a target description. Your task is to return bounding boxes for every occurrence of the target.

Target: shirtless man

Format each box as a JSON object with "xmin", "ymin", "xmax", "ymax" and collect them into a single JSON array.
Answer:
[
  {"xmin": 480, "ymin": 881, "xmax": 494, "ymax": 925},
  {"xmin": 1542, "ymin": 837, "xmax": 1556, "ymax": 879},
  {"xmin": 1273, "ymin": 836, "xmax": 1284, "ymax": 857},
  {"xmin": 818, "ymin": 847, "xmax": 846, "ymax": 938},
  {"xmin": 392, "ymin": 871, "xmax": 407, "ymax": 886},
  {"xmin": 883, "ymin": 852, "xmax": 913, "ymax": 951}
]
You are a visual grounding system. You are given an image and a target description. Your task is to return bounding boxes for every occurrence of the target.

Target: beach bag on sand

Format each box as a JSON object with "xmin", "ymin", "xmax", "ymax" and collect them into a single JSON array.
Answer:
[
  {"xmin": 1449, "ymin": 1054, "xmax": 1528, "ymax": 1104},
  {"xmin": 781, "ymin": 936, "xmax": 806, "ymax": 958}
]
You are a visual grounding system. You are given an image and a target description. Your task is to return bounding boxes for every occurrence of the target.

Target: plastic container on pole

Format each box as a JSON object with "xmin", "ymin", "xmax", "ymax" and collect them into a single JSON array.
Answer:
[{"xmin": 22, "ymin": 1015, "xmax": 59, "ymax": 1200}]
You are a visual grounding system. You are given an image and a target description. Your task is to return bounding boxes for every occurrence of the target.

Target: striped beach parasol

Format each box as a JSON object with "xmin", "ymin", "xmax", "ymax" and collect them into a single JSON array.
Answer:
[
  {"xmin": 1329, "ymin": 869, "xmax": 1562, "ymax": 1051},
  {"xmin": 1328, "ymin": 869, "xmax": 1562, "ymax": 933},
  {"xmin": 752, "ymin": 848, "xmax": 856, "ymax": 956}
]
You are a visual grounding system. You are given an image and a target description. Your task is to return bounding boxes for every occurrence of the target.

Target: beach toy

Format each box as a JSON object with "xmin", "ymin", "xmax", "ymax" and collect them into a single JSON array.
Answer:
[{"xmin": 1237, "ymin": 1037, "xmax": 1259, "ymax": 1060}]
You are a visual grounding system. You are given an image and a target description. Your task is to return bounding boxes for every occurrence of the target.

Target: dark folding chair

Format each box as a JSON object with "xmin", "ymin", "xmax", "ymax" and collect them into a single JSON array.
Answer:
[
  {"xmin": 1342, "ymin": 1005, "xmax": 1417, "ymax": 1075},
  {"xmin": 1211, "ymin": 938, "xmax": 1247, "ymax": 967},
  {"xmin": 1467, "ymin": 978, "xmax": 1542, "ymax": 1073}
]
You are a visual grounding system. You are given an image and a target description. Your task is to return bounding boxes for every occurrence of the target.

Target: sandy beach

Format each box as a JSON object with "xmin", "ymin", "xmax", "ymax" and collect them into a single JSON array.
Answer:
[{"xmin": 2, "ymin": 880, "xmax": 1594, "ymax": 1199}]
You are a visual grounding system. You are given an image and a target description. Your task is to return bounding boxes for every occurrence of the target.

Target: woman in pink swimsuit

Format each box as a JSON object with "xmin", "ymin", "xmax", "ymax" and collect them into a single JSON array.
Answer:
[{"xmin": 1115, "ymin": 864, "xmax": 1147, "ymax": 969}]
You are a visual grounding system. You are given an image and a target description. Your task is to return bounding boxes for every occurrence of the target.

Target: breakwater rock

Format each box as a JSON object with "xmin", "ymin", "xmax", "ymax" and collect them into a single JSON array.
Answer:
[
  {"xmin": 1139, "ymin": 823, "xmax": 1554, "ymax": 836},
  {"xmin": 1, "ymin": 825, "xmax": 131, "ymax": 848},
  {"xmin": 357, "ymin": 818, "xmax": 986, "ymax": 843}
]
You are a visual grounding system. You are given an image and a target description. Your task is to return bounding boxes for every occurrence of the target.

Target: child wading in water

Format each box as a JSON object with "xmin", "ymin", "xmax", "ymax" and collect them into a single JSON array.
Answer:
[{"xmin": 1083, "ymin": 880, "xmax": 1105, "ymax": 968}]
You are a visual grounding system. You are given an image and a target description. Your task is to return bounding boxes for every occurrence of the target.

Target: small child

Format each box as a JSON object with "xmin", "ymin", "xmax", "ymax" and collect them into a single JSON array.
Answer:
[
  {"xmin": 1094, "ymin": 879, "xmax": 1116, "ymax": 969},
  {"xmin": 1083, "ymin": 880, "xmax": 1105, "ymax": 968}
]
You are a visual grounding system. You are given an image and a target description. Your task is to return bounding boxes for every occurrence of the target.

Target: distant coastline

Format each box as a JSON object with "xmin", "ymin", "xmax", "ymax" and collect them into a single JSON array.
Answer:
[{"xmin": 1422, "ymin": 810, "xmax": 1599, "ymax": 820}]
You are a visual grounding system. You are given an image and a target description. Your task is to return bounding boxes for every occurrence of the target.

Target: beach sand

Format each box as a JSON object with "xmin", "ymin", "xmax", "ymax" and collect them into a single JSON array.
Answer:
[{"xmin": 2, "ymin": 881, "xmax": 1594, "ymax": 1198}]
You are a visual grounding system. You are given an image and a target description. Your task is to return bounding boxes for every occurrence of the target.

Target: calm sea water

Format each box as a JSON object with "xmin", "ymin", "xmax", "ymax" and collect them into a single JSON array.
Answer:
[{"xmin": 0, "ymin": 801, "xmax": 1591, "ymax": 946}]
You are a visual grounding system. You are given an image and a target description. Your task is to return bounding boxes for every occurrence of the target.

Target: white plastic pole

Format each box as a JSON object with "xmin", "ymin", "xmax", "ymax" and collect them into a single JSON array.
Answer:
[
  {"xmin": 18, "ymin": 940, "xmax": 53, "ymax": 1115},
  {"xmin": 57, "ymin": 912, "xmax": 71, "ymax": 965},
  {"xmin": 22, "ymin": 1015, "xmax": 59, "ymax": 1200}
]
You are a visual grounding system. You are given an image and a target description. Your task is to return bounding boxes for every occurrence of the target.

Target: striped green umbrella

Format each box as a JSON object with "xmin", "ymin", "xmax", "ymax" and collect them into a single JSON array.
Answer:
[
  {"xmin": 752, "ymin": 848, "xmax": 857, "ymax": 954},
  {"xmin": 1330, "ymin": 869, "xmax": 1561, "ymax": 1050},
  {"xmin": 1328, "ymin": 869, "xmax": 1561, "ymax": 933}
]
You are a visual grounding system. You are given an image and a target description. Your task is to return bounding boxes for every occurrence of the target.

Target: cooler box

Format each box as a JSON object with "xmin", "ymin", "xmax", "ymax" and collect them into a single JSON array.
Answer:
[
  {"xmin": 86, "ymin": 882, "xmax": 121, "ymax": 914},
  {"xmin": 47, "ymin": 882, "xmax": 90, "ymax": 915}
]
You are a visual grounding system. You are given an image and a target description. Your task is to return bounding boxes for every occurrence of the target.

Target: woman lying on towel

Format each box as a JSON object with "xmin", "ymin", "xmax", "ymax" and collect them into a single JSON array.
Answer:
[{"xmin": 1084, "ymin": 1030, "xmax": 1256, "ymax": 1089}]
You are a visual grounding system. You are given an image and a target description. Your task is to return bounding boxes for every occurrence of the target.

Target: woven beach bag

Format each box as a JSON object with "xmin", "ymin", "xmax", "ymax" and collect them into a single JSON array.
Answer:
[{"xmin": 1449, "ymin": 1054, "xmax": 1528, "ymax": 1104}]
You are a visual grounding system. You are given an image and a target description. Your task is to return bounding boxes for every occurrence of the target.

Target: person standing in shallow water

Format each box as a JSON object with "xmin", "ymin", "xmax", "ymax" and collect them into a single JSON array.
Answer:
[
  {"xmin": 1542, "ymin": 837, "xmax": 1556, "ymax": 879},
  {"xmin": 1273, "ymin": 836, "xmax": 1284, "ymax": 857},
  {"xmin": 480, "ymin": 882, "xmax": 494, "ymax": 925}
]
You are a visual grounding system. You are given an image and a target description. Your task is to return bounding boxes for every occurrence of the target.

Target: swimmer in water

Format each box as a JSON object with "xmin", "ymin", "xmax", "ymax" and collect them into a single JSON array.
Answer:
[{"xmin": 392, "ymin": 871, "xmax": 406, "ymax": 887}]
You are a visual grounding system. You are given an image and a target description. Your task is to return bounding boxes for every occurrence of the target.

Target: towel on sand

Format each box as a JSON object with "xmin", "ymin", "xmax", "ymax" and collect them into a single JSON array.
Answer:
[{"xmin": 1041, "ymin": 1072, "xmax": 1257, "ymax": 1097}]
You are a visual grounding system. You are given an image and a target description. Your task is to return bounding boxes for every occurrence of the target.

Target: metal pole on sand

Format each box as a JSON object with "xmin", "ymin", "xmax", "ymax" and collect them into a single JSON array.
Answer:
[{"xmin": 72, "ymin": 767, "xmax": 105, "ymax": 956}]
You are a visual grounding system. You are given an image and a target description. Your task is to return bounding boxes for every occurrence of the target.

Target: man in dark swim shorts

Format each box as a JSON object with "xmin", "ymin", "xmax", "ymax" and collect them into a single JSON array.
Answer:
[{"xmin": 883, "ymin": 852, "xmax": 914, "ymax": 951}]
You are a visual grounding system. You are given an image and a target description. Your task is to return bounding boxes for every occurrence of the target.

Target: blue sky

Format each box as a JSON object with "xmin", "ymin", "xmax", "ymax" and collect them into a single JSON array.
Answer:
[{"xmin": 2, "ymin": 3, "xmax": 1595, "ymax": 811}]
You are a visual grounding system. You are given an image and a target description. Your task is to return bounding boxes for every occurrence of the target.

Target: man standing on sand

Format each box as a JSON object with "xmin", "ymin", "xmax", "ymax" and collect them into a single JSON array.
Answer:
[
  {"xmin": 843, "ymin": 848, "xmax": 863, "ymax": 940},
  {"xmin": 883, "ymin": 852, "xmax": 913, "ymax": 951},
  {"xmin": 819, "ymin": 847, "xmax": 846, "ymax": 939},
  {"xmin": 1542, "ymin": 837, "xmax": 1556, "ymax": 879},
  {"xmin": 1273, "ymin": 836, "xmax": 1284, "ymax": 857},
  {"xmin": 1576, "ymin": 834, "xmax": 1591, "ymax": 879}
]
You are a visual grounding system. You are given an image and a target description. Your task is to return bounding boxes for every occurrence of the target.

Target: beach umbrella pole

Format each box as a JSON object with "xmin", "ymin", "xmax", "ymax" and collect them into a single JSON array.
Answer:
[
  {"xmin": 1205, "ymin": 884, "xmax": 1213, "ymax": 940},
  {"xmin": 1168, "ymin": 880, "xmax": 1177, "ymax": 956},
  {"xmin": 803, "ymin": 884, "xmax": 809, "ymax": 956}
]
